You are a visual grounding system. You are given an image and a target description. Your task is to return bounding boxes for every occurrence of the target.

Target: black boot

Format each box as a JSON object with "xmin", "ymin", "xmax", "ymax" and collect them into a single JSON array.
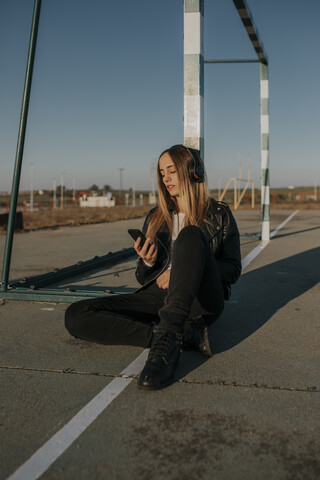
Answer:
[
  {"xmin": 181, "ymin": 316, "xmax": 214, "ymax": 357},
  {"xmin": 138, "ymin": 328, "xmax": 181, "ymax": 390}
]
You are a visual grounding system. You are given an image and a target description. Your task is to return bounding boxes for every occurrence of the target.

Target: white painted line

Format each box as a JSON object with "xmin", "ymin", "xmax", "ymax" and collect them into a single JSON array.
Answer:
[
  {"xmin": 241, "ymin": 240, "xmax": 269, "ymax": 271},
  {"xmin": 269, "ymin": 209, "xmax": 299, "ymax": 238},
  {"xmin": 6, "ymin": 210, "xmax": 300, "ymax": 480},
  {"xmin": 241, "ymin": 210, "xmax": 299, "ymax": 271},
  {"xmin": 6, "ymin": 349, "xmax": 149, "ymax": 480}
]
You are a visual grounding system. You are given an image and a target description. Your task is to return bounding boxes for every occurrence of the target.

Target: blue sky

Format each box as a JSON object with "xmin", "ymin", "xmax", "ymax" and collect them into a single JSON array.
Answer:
[{"xmin": 0, "ymin": 0, "xmax": 319, "ymax": 192}]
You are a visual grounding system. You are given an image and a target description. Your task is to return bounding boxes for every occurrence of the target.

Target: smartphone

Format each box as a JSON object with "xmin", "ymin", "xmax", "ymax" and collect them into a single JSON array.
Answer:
[{"xmin": 128, "ymin": 229, "xmax": 147, "ymax": 248}]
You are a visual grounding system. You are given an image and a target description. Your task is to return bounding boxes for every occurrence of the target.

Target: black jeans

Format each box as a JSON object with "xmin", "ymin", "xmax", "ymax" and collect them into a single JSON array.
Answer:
[{"xmin": 65, "ymin": 226, "xmax": 224, "ymax": 347}]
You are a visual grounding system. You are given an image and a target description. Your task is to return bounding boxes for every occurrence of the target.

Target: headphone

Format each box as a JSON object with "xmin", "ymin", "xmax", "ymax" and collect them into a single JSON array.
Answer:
[{"xmin": 185, "ymin": 146, "xmax": 205, "ymax": 183}]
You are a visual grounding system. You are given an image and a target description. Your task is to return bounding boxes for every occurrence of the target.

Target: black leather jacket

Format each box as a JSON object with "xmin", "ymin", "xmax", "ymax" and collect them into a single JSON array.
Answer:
[{"xmin": 135, "ymin": 198, "xmax": 241, "ymax": 297}]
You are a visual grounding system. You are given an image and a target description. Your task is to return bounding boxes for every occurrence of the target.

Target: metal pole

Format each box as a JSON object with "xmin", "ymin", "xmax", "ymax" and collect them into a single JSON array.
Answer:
[
  {"xmin": 118, "ymin": 168, "xmax": 124, "ymax": 199},
  {"xmin": 132, "ymin": 182, "xmax": 135, "ymax": 207},
  {"xmin": 238, "ymin": 152, "xmax": 242, "ymax": 202},
  {"xmin": 252, "ymin": 181, "xmax": 255, "ymax": 208},
  {"xmin": 260, "ymin": 62, "xmax": 270, "ymax": 241},
  {"xmin": 30, "ymin": 163, "xmax": 34, "ymax": 212},
  {"xmin": 204, "ymin": 59, "xmax": 260, "ymax": 64},
  {"xmin": 184, "ymin": 0, "xmax": 204, "ymax": 158},
  {"xmin": 60, "ymin": 173, "xmax": 64, "ymax": 209},
  {"xmin": 72, "ymin": 177, "xmax": 76, "ymax": 203},
  {"xmin": 1, "ymin": 0, "xmax": 42, "ymax": 291},
  {"xmin": 53, "ymin": 179, "xmax": 57, "ymax": 209}
]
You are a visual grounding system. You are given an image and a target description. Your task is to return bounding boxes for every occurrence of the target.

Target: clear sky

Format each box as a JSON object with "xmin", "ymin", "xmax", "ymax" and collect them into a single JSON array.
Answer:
[{"xmin": 0, "ymin": 0, "xmax": 319, "ymax": 193}]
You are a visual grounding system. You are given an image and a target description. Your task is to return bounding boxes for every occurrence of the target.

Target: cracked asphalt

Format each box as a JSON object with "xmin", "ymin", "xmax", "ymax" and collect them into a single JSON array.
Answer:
[{"xmin": 0, "ymin": 210, "xmax": 319, "ymax": 479}]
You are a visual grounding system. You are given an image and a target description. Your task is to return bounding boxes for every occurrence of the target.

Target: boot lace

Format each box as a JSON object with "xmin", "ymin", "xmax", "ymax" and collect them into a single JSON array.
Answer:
[{"xmin": 149, "ymin": 332, "xmax": 178, "ymax": 362}]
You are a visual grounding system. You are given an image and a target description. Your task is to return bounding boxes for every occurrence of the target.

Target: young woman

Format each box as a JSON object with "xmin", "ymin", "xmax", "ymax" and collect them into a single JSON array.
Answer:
[{"xmin": 65, "ymin": 145, "xmax": 241, "ymax": 390}]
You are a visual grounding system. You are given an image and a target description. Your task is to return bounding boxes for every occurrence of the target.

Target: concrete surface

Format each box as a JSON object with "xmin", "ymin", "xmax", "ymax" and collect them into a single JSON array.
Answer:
[
  {"xmin": 0, "ymin": 210, "xmax": 289, "ymax": 288},
  {"xmin": 0, "ymin": 210, "xmax": 319, "ymax": 479},
  {"xmin": 0, "ymin": 216, "xmax": 145, "ymax": 282}
]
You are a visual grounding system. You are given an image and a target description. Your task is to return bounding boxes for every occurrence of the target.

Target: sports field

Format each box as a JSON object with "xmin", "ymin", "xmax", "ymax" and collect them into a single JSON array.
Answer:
[{"xmin": 0, "ymin": 210, "xmax": 319, "ymax": 479}]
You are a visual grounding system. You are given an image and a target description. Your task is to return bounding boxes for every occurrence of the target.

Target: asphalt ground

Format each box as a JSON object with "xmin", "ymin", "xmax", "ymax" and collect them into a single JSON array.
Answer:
[
  {"xmin": 0, "ymin": 210, "xmax": 319, "ymax": 479},
  {"xmin": 1, "ymin": 210, "xmax": 275, "ymax": 287}
]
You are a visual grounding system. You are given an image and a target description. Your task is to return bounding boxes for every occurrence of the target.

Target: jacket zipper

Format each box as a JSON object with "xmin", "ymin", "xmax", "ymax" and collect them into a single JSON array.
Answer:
[{"xmin": 135, "ymin": 238, "xmax": 170, "ymax": 290}]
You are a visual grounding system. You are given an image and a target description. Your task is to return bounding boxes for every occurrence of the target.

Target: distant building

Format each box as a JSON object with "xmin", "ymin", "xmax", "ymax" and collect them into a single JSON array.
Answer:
[{"xmin": 79, "ymin": 192, "xmax": 115, "ymax": 207}]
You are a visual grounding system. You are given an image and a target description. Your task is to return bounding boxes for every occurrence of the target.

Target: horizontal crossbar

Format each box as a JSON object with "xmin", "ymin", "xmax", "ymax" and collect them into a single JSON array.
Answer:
[{"xmin": 205, "ymin": 59, "xmax": 260, "ymax": 64}]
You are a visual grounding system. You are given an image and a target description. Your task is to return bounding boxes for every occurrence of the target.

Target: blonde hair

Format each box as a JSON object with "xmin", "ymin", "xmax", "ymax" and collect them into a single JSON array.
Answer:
[{"xmin": 146, "ymin": 145, "xmax": 211, "ymax": 241}]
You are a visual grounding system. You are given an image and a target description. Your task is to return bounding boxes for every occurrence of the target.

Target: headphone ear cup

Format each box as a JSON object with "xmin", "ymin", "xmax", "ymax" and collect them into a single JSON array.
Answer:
[
  {"xmin": 194, "ymin": 162, "xmax": 204, "ymax": 180},
  {"xmin": 187, "ymin": 148, "xmax": 205, "ymax": 183}
]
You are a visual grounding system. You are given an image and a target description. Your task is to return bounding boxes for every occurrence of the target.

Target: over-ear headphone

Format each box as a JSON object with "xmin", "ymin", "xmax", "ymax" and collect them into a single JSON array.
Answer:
[{"xmin": 185, "ymin": 146, "xmax": 205, "ymax": 183}]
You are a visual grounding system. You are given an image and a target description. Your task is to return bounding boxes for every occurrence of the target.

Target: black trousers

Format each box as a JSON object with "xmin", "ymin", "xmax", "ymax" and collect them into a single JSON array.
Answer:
[{"xmin": 65, "ymin": 226, "xmax": 224, "ymax": 347}]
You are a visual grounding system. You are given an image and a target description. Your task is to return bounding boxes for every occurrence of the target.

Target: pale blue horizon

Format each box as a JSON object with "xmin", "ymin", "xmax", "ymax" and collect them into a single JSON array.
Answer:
[{"xmin": 0, "ymin": 0, "xmax": 319, "ymax": 193}]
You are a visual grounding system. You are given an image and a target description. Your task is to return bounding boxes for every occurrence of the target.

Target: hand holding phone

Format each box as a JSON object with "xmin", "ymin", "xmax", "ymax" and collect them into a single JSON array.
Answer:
[
  {"xmin": 128, "ymin": 229, "xmax": 146, "ymax": 247},
  {"xmin": 128, "ymin": 228, "xmax": 158, "ymax": 264}
]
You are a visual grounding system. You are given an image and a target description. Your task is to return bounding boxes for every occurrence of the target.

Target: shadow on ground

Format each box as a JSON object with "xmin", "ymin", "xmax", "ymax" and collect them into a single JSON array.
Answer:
[
  {"xmin": 213, "ymin": 246, "xmax": 319, "ymax": 354},
  {"xmin": 59, "ymin": 246, "xmax": 320, "ymax": 383}
]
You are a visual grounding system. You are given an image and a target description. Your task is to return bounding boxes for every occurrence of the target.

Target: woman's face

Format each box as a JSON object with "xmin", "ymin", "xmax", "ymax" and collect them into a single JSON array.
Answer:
[{"xmin": 159, "ymin": 152, "xmax": 181, "ymax": 198}]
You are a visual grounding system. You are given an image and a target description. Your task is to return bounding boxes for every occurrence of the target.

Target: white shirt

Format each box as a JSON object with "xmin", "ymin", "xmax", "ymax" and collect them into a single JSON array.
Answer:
[
  {"xmin": 143, "ymin": 212, "xmax": 185, "ymax": 269},
  {"xmin": 165, "ymin": 212, "xmax": 185, "ymax": 270}
]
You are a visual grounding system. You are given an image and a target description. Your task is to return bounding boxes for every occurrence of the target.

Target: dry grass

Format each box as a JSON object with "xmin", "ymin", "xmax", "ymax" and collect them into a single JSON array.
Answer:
[
  {"xmin": 0, "ymin": 206, "xmax": 151, "ymax": 233},
  {"xmin": 24, "ymin": 205, "xmax": 151, "ymax": 229},
  {"xmin": 1, "ymin": 201, "xmax": 319, "ymax": 234}
]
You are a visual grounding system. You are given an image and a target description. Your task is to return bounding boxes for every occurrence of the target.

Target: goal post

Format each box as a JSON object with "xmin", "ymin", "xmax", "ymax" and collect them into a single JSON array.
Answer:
[{"xmin": 183, "ymin": 0, "xmax": 270, "ymax": 240}]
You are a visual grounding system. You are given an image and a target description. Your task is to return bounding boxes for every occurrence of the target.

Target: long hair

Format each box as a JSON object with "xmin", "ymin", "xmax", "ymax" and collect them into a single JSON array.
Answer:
[{"xmin": 146, "ymin": 145, "xmax": 211, "ymax": 240}]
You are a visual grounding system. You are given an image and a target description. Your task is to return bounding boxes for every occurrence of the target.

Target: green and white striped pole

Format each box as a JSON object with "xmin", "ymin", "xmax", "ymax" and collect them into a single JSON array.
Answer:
[
  {"xmin": 183, "ymin": 0, "xmax": 204, "ymax": 158},
  {"xmin": 232, "ymin": 0, "xmax": 270, "ymax": 241},
  {"xmin": 260, "ymin": 62, "xmax": 270, "ymax": 241}
]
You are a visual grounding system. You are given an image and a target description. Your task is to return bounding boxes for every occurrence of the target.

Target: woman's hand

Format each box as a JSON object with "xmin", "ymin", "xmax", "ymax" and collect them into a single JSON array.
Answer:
[
  {"xmin": 156, "ymin": 269, "xmax": 171, "ymax": 289},
  {"xmin": 134, "ymin": 237, "xmax": 158, "ymax": 265}
]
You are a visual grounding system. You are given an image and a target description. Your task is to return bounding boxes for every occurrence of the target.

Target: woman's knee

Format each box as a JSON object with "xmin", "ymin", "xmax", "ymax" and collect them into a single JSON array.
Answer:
[
  {"xmin": 179, "ymin": 225, "xmax": 202, "ymax": 235},
  {"xmin": 176, "ymin": 225, "xmax": 204, "ymax": 243}
]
